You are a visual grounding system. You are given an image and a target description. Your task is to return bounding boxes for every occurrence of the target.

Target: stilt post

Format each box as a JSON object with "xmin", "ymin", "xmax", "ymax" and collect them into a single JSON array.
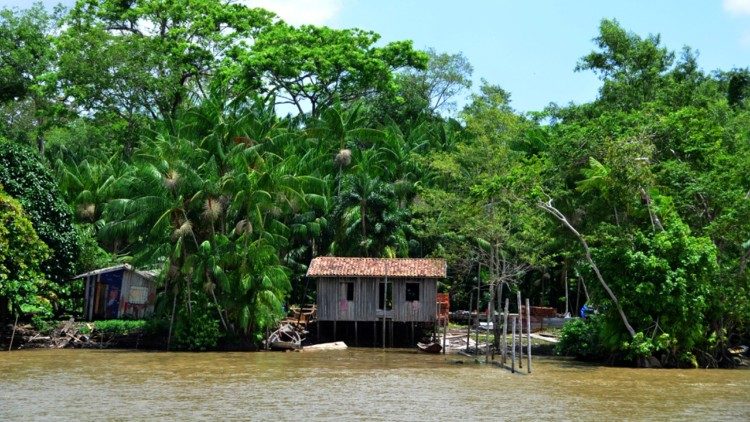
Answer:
[
  {"xmin": 501, "ymin": 298, "xmax": 509, "ymax": 364},
  {"xmin": 442, "ymin": 318, "xmax": 448, "ymax": 355},
  {"xmin": 466, "ymin": 290, "xmax": 474, "ymax": 352},
  {"xmin": 517, "ymin": 291, "xmax": 523, "ymax": 368},
  {"xmin": 511, "ymin": 315, "xmax": 516, "ymax": 373},
  {"xmin": 526, "ymin": 298, "xmax": 532, "ymax": 374}
]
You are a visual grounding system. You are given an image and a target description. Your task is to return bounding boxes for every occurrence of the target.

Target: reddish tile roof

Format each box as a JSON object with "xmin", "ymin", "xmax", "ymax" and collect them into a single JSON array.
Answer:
[{"xmin": 307, "ymin": 257, "xmax": 446, "ymax": 278}]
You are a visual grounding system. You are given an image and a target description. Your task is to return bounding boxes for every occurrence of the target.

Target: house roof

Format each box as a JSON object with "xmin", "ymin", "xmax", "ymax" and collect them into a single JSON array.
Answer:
[
  {"xmin": 307, "ymin": 257, "xmax": 446, "ymax": 278},
  {"xmin": 73, "ymin": 264, "xmax": 157, "ymax": 281}
]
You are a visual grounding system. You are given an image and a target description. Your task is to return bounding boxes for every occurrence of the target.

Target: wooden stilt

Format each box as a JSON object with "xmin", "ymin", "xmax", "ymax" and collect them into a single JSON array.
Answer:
[
  {"xmin": 501, "ymin": 298, "xmax": 509, "ymax": 365},
  {"xmin": 475, "ymin": 291, "xmax": 480, "ymax": 356},
  {"xmin": 517, "ymin": 291, "xmax": 523, "ymax": 369},
  {"xmin": 373, "ymin": 320, "xmax": 376, "ymax": 347},
  {"xmin": 485, "ymin": 290, "xmax": 492, "ymax": 363},
  {"xmin": 382, "ymin": 316, "xmax": 386, "ymax": 349},
  {"xmin": 526, "ymin": 298, "xmax": 532, "ymax": 374},
  {"xmin": 333, "ymin": 320, "xmax": 337, "ymax": 341},
  {"xmin": 511, "ymin": 316, "xmax": 517, "ymax": 373},
  {"xmin": 442, "ymin": 318, "xmax": 448, "ymax": 355},
  {"xmin": 410, "ymin": 321, "xmax": 414, "ymax": 346},
  {"xmin": 466, "ymin": 290, "xmax": 474, "ymax": 353},
  {"xmin": 355, "ymin": 321, "xmax": 358, "ymax": 347}
]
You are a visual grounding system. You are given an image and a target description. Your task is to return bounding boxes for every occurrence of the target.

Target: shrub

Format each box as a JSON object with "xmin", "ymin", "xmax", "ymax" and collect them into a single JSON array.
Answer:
[
  {"xmin": 0, "ymin": 187, "xmax": 52, "ymax": 320},
  {"xmin": 93, "ymin": 319, "xmax": 147, "ymax": 335},
  {"xmin": 0, "ymin": 140, "xmax": 81, "ymax": 313},
  {"xmin": 555, "ymin": 317, "xmax": 605, "ymax": 359},
  {"xmin": 173, "ymin": 304, "xmax": 223, "ymax": 351}
]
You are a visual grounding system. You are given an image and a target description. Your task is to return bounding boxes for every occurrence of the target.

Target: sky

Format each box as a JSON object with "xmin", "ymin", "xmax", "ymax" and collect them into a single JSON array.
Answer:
[{"xmin": 2, "ymin": 0, "xmax": 749, "ymax": 113}]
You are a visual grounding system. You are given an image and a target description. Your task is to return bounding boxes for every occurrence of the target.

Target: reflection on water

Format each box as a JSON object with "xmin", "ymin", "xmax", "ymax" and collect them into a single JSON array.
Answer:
[{"xmin": 1, "ymin": 349, "xmax": 749, "ymax": 420}]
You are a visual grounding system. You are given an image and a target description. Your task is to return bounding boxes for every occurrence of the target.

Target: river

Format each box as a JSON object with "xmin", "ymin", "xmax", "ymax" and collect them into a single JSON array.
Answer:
[{"xmin": 1, "ymin": 349, "xmax": 749, "ymax": 420}]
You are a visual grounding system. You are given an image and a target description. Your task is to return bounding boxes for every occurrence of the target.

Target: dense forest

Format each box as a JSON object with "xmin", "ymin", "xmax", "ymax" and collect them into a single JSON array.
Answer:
[{"xmin": 1, "ymin": 1, "xmax": 748, "ymax": 365}]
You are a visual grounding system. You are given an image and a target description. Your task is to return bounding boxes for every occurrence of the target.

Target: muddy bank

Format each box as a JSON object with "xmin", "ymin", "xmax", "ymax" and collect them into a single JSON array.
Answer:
[{"xmin": 0, "ymin": 319, "xmax": 166, "ymax": 350}]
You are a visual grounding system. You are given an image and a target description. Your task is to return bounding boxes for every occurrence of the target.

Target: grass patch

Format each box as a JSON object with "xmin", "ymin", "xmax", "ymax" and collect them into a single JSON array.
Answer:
[{"xmin": 92, "ymin": 319, "xmax": 148, "ymax": 335}]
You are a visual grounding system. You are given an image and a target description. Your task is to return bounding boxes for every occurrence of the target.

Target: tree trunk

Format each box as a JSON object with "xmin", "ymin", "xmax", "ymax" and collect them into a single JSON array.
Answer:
[{"xmin": 539, "ymin": 199, "xmax": 636, "ymax": 338}]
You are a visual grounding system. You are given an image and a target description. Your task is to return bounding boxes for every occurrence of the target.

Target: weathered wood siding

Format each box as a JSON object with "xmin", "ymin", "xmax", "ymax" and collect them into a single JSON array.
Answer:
[{"xmin": 317, "ymin": 277, "xmax": 437, "ymax": 322}]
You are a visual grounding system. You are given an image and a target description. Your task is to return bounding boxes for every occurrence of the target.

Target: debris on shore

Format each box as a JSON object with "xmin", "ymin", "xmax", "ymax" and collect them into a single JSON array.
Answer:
[{"xmin": 1, "ymin": 318, "xmax": 158, "ymax": 350}]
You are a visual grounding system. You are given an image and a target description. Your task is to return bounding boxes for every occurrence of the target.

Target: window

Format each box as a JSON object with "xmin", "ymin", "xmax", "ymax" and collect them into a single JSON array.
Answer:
[
  {"xmin": 406, "ymin": 283, "xmax": 420, "ymax": 302},
  {"xmin": 341, "ymin": 282, "xmax": 354, "ymax": 301},
  {"xmin": 378, "ymin": 282, "xmax": 392, "ymax": 310}
]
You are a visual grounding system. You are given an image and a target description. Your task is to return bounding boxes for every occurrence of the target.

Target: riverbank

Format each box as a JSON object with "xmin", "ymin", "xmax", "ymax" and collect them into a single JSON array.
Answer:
[{"xmin": 0, "ymin": 319, "xmax": 167, "ymax": 351}]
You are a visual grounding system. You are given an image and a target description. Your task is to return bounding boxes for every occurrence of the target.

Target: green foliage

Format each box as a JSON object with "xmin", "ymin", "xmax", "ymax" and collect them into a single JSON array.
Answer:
[
  {"xmin": 74, "ymin": 224, "xmax": 112, "ymax": 274},
  {"xmin": 0, "ymin": 3, "xmax": 54, "ymax": 104},
  {"xmin": 555, "ymin": 317, "xmax": 604, "ymax": 359},
  {"xmin": 93, "ymin": 319, "xmax": 148, "ymax": 335},
  {"xmin": 0, "ymin": 140, "xmax": 80, "ymax": 311},
  {"xmin": 0, "ymin": 3, "xmax": 747, "ymax": 360},
  {"xmin": 173, "ymin": 302, "xmax": 222, "ymax": 351},
  {"xmin": 0, "ymin": 187, "xmax": 51, "ymax": 319},
  {"xmin": 58, "ymin": 0, "xmax": 274, "ymax": 121},
  {"xmin": 237, "ymin": 23, "xmax": 427, "ymax": 116}
]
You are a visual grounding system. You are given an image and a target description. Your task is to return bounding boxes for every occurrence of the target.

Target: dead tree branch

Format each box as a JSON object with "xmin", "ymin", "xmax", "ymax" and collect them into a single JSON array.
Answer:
[{"xmin": 538, "ymin": 197, "xmax": 636, "ymax": 338}]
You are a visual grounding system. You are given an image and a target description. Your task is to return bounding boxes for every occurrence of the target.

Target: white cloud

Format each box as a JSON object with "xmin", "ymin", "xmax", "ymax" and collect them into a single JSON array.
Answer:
[
  {"xmin": 243, "ymin": 0, "xmax": 343, "ymax": 26},
  {"xmin": 724, "ymin": 0, "xmax": 750, "ymax": 16}
]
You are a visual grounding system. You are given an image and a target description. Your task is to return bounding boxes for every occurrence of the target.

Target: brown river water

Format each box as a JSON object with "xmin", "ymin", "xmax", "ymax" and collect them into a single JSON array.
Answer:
[{"xmin": 1, "ymin": 349, "xmax": 749, "ymax": 421}]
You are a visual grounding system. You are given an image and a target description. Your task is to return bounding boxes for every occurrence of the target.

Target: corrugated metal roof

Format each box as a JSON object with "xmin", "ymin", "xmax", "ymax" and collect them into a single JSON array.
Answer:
[
  {"xmin": 73, "ymin": 264, "xmax": 157, "ymax": 280},
  {"xmin": 307, "ymin": 257, "xmax": 446, "ymax": 278}
]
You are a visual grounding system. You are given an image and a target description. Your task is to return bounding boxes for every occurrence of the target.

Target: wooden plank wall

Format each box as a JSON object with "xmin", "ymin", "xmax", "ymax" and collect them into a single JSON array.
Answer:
[{"xmin": 317, "ymin": 277, "xmax": 437, "ymax": 322}]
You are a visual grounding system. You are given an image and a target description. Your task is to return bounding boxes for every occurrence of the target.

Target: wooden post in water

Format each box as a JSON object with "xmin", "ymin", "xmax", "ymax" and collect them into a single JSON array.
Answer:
[
  {"xmin": 495, "ymin": 282, "xmax": 503, "ymax": 350},
  {"xmin": 442, "ymin": 318, "xmax": 448, "ymax": 355},
  {"xmin": 526, "ymin": 298, "xmax": 532, "ymax": 374},
  {"xmin": 474, "ymin": 290, "xmax": 480, "ymax": 356},
  {"xmin": 517, "ymin": 291, "xmax": 523, "ymax": 369},
  {"xmin": 382, "ymin": 317, "xmax": 386, "ymax": 349},
  {"xmin": 466, "ymin": 290, "xmax": 473, "ymax": 353},
  {"xmin": 501, "ymin": 298, "xmax": 509, "ymax": 365},
  {"xmin": 383, "ymin": 264, "xmax": 388, "ymax": 349},
  {"xmin": 485, "ymin": 289, "xmax": 492, "ymax": 363},
  {"xmin": 8, "ymin": 313, "xmax": 18, "ymax": 351},
  {"xmin": 373, "ymin": 320, "xmax": 376, "ymax": 347},
  {"xmin": 511, "ymin": 316, "xmax": 517, "ymax": 373},
  {"xmin": 410, "ymin": 321, "xmax": 415, "ymax": 346},
  {"xmin": 167, "ymin": 290, "xmax": 177, "ymax": 351},
  {"xmin": 355, "ymin": 321, "xmax": 358, "ymax": 347}
]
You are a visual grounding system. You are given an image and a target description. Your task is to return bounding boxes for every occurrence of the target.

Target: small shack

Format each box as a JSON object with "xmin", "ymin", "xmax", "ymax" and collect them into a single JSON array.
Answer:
[
  {"xmin": 75, "ymin": 264, "xmax": 157, "ymax": 321},
  {"xmin": 307, "ymin": 257, "xmax": 446, "ymax": 346}
]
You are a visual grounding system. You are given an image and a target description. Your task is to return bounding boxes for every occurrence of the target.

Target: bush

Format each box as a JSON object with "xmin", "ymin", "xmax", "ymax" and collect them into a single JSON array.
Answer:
[
  {"xmin": 93, "ymin": 319, "xmax": 147, "ymax": 335},
  {"xmin": 555, "ymin": 317, "xmax": 605, "ymax": 359},
  {"xmin": 0, "ymin": 187, "xmax": 52, "ymax": 320},
  {"xmin": 173, "ymin": 304, "xmax": 223, "ymax": 351},
  {"xmin": 0, "ymin": 140, "xmax": 81, "ymax": 313}
]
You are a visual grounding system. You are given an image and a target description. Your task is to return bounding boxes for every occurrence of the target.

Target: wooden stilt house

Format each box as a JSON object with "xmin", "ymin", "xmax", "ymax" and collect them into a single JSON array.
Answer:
[{"xmin": 307, "ymin": 257, "xmax": 446, "ymax": 326}]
